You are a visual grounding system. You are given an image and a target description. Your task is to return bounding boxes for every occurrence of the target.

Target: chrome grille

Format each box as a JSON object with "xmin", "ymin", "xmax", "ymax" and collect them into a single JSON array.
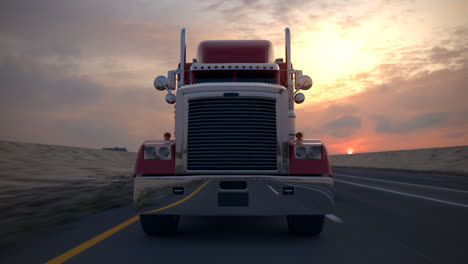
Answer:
[{"xmin": 187, "ymin": 97, "xmax": 277, "ymax": 171}]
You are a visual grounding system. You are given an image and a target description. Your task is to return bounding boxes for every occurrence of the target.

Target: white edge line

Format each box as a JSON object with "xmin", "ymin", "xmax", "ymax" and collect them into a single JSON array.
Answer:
[
  {"xmin": 335, "ymin": 173, "xmax": 468, "ymax": 194},
  {"xmin": 326, "ymin": 214, "xmax": 344, "ymax": 224},
  {"xmin": 334, "ymin": 179, "xmax": 468, "ymax": 208},
  {"xmin": 267, "ymin": 185, "xmax": 280, "ymax": 195}
]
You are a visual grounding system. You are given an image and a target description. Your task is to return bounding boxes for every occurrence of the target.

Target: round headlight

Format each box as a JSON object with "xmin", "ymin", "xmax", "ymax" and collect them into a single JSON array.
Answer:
[
  {"xmin": 158, "ymin": 146, "xmax": 170, "ymax": 158},
  {"xmin": 308, "ymin": 145, "xmax": 322, "ymax": 159},
  {"xmin": 295, "ymin": 146, "xmax": 307, "ymax": 159},
  {"xmin": 144, "ymin": 146, "xmax": 158, "ymax": 159}
]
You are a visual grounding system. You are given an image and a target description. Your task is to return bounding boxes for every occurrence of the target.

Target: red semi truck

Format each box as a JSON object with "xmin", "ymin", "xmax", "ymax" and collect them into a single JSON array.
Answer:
[{"xmin": 133, "ymin": 28, "xmax": 334, "ymax": 236}]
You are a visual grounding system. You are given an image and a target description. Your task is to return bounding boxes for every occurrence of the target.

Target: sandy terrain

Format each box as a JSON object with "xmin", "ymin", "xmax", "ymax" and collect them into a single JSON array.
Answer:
[
  {"xmin": 0, "ymin": 141, "xmax": 136, "ymax": 246},
  {"xmin": 331, "ymin": 145, "xmax": 468, "ymax": 175}
]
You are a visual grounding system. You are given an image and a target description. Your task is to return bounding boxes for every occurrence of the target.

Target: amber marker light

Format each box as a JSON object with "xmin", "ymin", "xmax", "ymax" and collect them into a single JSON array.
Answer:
[
  {"xmin": 296, "ymin": 132, "xmax": 303, "ymax": 140},
  {"xmin": 164, "ymin": 132, "xmax": 171, "ymax": 140}
]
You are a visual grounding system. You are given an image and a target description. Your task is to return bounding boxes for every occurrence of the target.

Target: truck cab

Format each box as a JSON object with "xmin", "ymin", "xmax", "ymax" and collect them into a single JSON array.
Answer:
[{"xmin": 134, "ymin": 28, "xmax": 334, "ymax": 236}]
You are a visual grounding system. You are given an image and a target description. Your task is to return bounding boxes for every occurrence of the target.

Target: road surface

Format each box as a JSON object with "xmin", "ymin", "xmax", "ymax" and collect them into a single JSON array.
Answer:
[{"xmin": 2, "ymin": 167, "xmax": 468, "ymax": 264}]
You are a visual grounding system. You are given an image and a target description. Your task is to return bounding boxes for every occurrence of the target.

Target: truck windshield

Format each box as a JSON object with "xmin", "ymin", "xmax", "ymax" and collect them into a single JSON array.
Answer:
[
  {"xmin": 194, "ymin": 71, "xmax": 276, "ymax": 84},
  {"xmin": 195, "ymin": 72, "xmax": 233, "ymax": 83},
  {"xmin": 236, "ymin": 71, "xmax": 276, "ymax": 84}
]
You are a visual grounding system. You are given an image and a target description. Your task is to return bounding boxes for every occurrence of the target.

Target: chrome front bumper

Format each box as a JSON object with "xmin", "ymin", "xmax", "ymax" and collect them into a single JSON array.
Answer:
[{"xmin": 134, "ymin": 175, "xmax": 334, "ymax": 216}]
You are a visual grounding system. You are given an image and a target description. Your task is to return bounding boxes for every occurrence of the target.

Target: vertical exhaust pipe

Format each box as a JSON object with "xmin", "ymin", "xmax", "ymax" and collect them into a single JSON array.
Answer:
[
  {"xmin": 179, "ymin": 28, "xmax": 186, "ymax": 88},
  {"xmin": 285, "ymin": 27, "xmax": 292, "ymax": 96},
  {"xmin": 285, "ymin": 28, "xmax": 295, "ymax": 139}
]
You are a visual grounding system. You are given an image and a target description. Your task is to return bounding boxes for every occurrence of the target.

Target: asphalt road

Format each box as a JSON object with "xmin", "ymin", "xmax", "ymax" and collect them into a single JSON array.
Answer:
[{"xmin": 2, "ymin": 167, "xmax": 468, "ymax": 264}]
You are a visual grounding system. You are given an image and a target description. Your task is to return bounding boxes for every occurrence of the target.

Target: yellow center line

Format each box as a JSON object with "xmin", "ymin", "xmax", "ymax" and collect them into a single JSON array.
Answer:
[{"xmin": 45, "ymin": 179, "xmax": 212, "ymax": 264}]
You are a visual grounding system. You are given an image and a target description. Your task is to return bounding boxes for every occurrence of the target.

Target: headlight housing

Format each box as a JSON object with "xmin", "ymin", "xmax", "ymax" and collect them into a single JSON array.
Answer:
[
  {"xmin": 294, "ymin": 144, "xmax": 322, "ymax": 160},
  {"xmin": 308, "ymin": 145, "xmax": 322, "ymax": 160},
  {"xmin": 158, "ymin": 146, "xmax": 170, "ymax": 158},
  {"xmin": 294, "ymin": 146, "xmax": 307, "ymax": 159},
  {"xmin": 144, "ymin": 146, "xmax": 158, "ymax": 159},
  {"xmin": 144, "ymin": 145, "xmax": 172, "ymax": 160}
]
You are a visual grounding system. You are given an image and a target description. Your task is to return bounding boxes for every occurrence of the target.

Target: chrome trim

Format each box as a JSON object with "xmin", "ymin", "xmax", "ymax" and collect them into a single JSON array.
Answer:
[
  {"xmin": 285, "ymin": 28, "xmax": 296, "ymax": 140},
  {"xmin": 179, "ymin": 82, "xmax": 286, "ymax": 92},
  {"xmin": 179, "ymin": 28, "xmax": 186, "ymax": 89},
  {"xmin": 134, "ymin": 175, "xmax": 334, "ymax": 215},
  {"xmin": 285, "ymin": 27, "xmax": 292, "ymax": 96},
  {"xmin": 190, "ymin": 63, "xmax": 279, "ymax": 71},
  {"xmin": 186, "ymin": 97, "xmax": 277, "ymax": 171},
  {"xmin": 175, "ymin": 83, "xmax": 289, "ymax": 175}
]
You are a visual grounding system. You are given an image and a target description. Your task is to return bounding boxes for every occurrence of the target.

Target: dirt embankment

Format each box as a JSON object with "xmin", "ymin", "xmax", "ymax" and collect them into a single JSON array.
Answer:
[
  {"xmin": 0, "ymin": 141, "xmax": 137, "ymax": 246},
  {"xmin": 331, "ymin": 146, "xmax": 468, "ymax": 175}
]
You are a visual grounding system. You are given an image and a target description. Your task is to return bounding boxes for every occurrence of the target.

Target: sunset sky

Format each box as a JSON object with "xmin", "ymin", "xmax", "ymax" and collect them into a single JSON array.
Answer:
[{"xmin": 1, "ymin": 0, "xmax": 467, "ymax": 154}]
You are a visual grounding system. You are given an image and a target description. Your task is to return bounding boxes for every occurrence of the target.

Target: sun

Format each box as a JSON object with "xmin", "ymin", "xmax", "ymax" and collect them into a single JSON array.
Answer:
[{"xmin": 347, "ymin": 149, "xmax": 354, "ymax": 154}]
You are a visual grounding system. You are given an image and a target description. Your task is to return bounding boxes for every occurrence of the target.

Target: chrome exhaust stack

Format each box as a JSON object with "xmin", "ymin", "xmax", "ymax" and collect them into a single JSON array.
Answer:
[
  {"xmin": 179, "ymin": 28, "xmax": 186, "ymax": 89},
  {"xmin": 285, "ymin": 28, "xmax": 296, "ymax": 139},
  {"xmin": 285, "ymin": 27, "xmax": 292, "ymax": 96}
]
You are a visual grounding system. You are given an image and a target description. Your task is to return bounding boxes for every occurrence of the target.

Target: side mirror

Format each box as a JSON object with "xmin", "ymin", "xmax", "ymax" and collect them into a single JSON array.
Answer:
[
  {"xmin": 296, "ymin": 75, "xmax": 313, "ymax": 90},
  {"xmin": 294, "ymin": 93, "xmax": 305, "ymax": 104},
  {"xmin": 154, "ymin": 76, "xmax": 169, "ymax": 91},
  {"xmin": 165, "ymin": 93, "xmax": 176, "ymax": 104}
]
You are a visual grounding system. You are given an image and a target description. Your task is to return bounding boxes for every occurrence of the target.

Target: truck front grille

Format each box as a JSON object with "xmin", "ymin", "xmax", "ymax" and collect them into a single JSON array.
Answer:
[{"xmin": 187, "ymin": 97, "xmax": 277, "ymax": 171}]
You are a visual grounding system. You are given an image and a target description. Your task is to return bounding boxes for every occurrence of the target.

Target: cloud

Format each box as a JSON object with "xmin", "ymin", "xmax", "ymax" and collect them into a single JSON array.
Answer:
[
  {"xmin": 326, "ymin": 104, "xmax": 359, "ymax": 117},
  {"xmin": 429, "ymin": 46, "xmax": 463, "ymax": 64},
  {"xmin": 0, "ymin": 0, "xmax": 467, "ymax": 154},
  {"xmin": 296, "ymin": 44, "xmax": 468, "ymax": 153},
  {"xmin": 338, "ymin": 16, "xmax": 361, "ymax": 30},
  {"xmin": 375, "ymin": 112, "xmax": 447, "ymax": 134},
  {"xmin": 324, "ymin": 116, "xmax": 361, "ymax": 138},
  {"xmin": 0, "ymin": 56, "xmax": 102, "ymax": 109},
  {"xmin": 0, "ymin": 55, "xmax": 173, "ymax": 151},
  {"xmin": 442, "ymin": 132, "xmax": 467, "ymax": 139},
  {"xmin": 0, "ymin": 0, "xmax": 184, "ymax": 66}
]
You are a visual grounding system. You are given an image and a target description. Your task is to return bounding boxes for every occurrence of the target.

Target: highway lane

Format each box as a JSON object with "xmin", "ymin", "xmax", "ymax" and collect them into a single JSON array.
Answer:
[{"xmin": 2, "ymin": 167, "xmax": 467, "ymax": 264}]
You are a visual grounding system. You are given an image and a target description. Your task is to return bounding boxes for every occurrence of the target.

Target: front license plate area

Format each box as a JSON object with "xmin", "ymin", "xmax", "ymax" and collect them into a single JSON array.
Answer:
[{"xmin": 218, "ymin": 192, "xmax": 249, "ymax": 207}]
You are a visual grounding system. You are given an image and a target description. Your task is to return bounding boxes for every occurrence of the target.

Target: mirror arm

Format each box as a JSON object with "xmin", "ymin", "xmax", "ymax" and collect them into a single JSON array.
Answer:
[
  {"xmin": 289, "ymin": 83, "xmax": 304, "ymax": 100},
  {"xmin": 165, "ymin": 86, "xmax": 176, "ymax": 98},
  {"xmin": 156, "ymin": 79, "xmax": 176, "ymax": 98}
]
